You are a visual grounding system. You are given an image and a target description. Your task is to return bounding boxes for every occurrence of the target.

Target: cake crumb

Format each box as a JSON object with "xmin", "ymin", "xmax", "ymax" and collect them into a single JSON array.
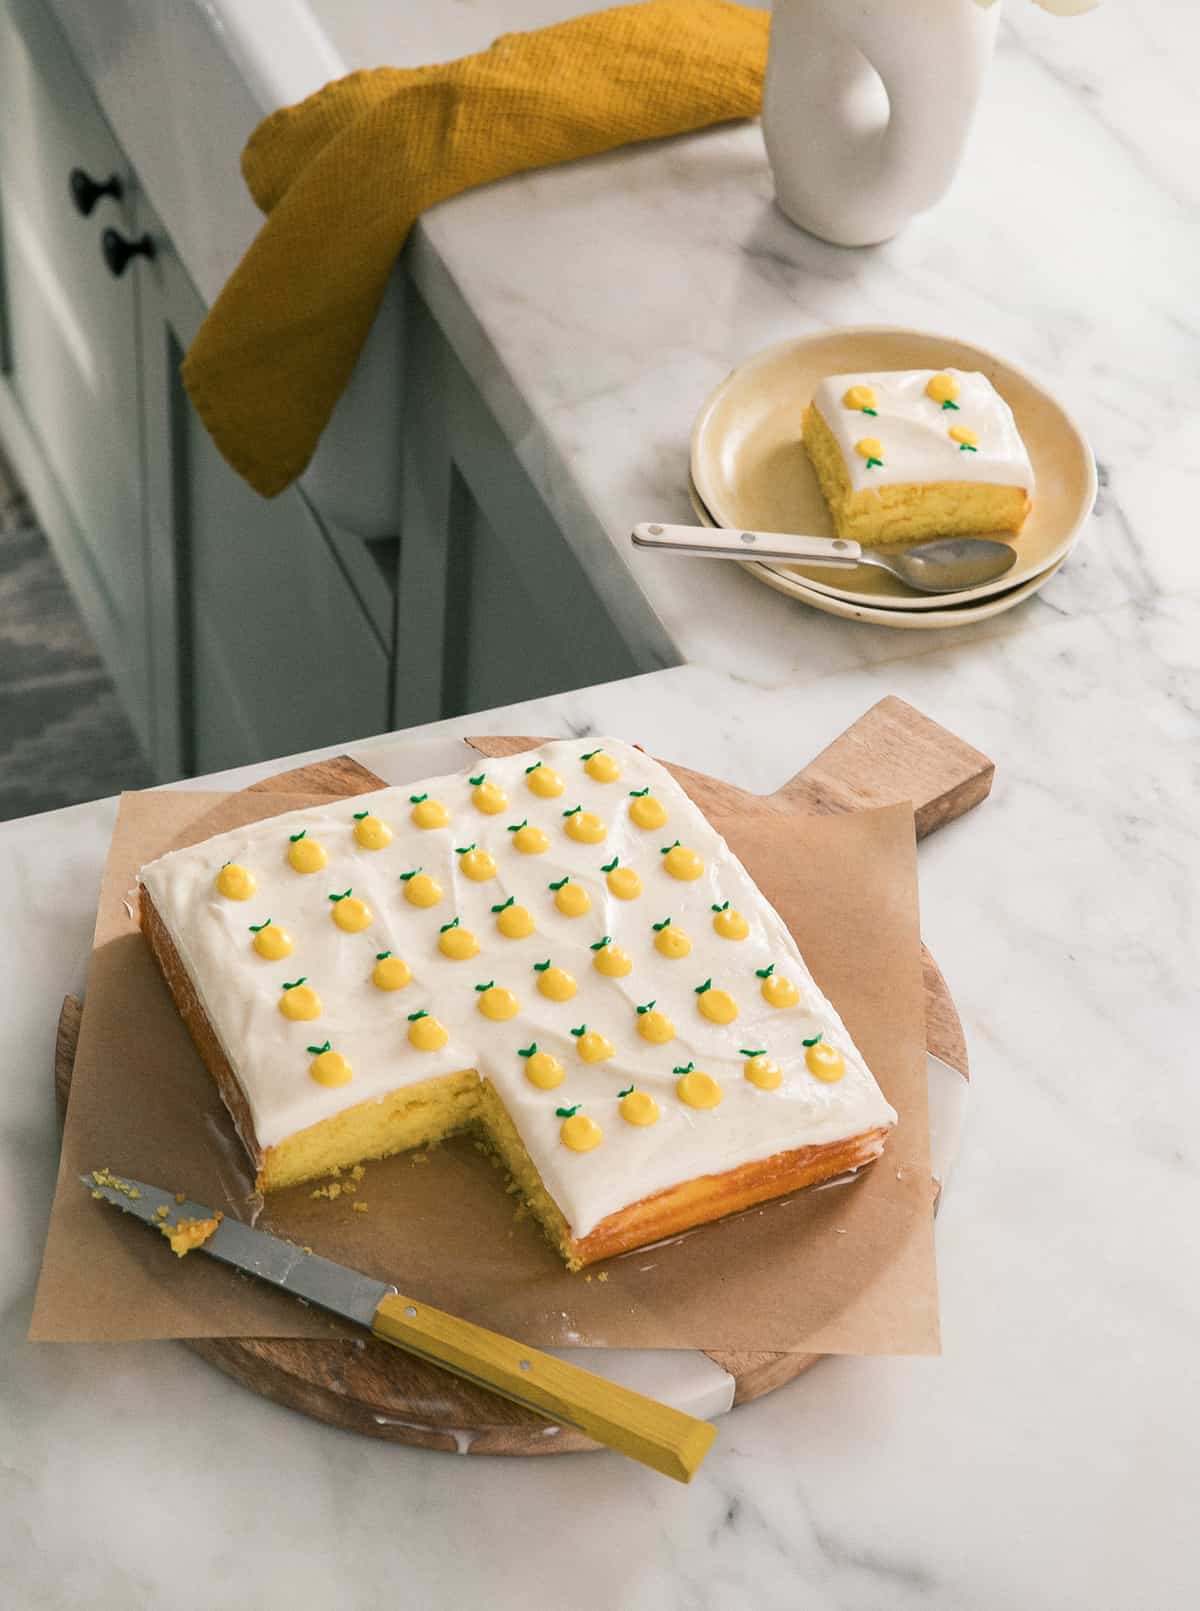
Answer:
[
  {"xmin": 302, "ymin": 1245, "xmax": 314, "ymax": 1255},
  {"xmin": 352, "ymin": 1202, "xmax": 369, "ymax": 1214},
  {"xmin": 340, "ymin": 1180, "xmax": 357, "ymax": 1194},
  {"xmin": 351, "ymin": 1165, "xmax": 365, "ymax": 1181},
  {"xmin": 91, "ymin": 1167, "xmax": 142, "ymax": 1201},
  {"xmin": 597, "ymin": 1272, "xmax": 608, "ymax": 1283},
  {"xmin": 175, "ymin": 1192, "xmax": 186, "ymax": 1204},
  {"xmin": 154, "ymin": 1204, "xmax": 171, "ymax": 1219},
  {"xmin": 160, "ymin": 1211, "xmax": 223, "ymax": 1258},
  {"xmin": 310, "ymin": 1182, "xmax": 344, "ymax": 1200}
]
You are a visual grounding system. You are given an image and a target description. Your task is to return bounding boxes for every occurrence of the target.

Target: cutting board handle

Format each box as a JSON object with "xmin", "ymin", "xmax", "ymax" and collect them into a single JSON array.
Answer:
[
  {"xmin": 466, "ymin": 696, "xmax": 993, "ymax": 841},
  {"xmin": 774, "ymin": 696, "xmax": 993, "ymax": 839}
]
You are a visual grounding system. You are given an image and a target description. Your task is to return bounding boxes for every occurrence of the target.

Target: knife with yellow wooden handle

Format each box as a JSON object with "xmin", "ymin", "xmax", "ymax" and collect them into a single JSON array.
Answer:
[{"xmin": 82, "ymin": 1171, "xmax": 716, "ymax": 1483}]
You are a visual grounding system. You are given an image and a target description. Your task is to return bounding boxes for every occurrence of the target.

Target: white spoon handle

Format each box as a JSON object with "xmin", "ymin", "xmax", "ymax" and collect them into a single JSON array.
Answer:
[{"xmin": 631, "ymin": 522, "xmax": 863, "ymax": 567}]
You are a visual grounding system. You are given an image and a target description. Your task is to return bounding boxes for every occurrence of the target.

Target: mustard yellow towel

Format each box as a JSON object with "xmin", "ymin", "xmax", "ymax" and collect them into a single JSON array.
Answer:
[{"xmin": 181, "ymin": 0, "xmax": 769, "ymax": 498}]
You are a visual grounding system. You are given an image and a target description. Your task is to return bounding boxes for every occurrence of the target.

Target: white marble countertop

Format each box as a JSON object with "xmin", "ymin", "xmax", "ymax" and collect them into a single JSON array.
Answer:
[
  {"xmin": 8, "ymin": 0, "xmax": 1200, "ymax": 1604},
  {"xmin": 5, "ymin": 646, "xmax": 1199, "ymax": 1607},
  {"xmin": 45, "ymin": 0, "xmax": 1200, "ymax": 672}
]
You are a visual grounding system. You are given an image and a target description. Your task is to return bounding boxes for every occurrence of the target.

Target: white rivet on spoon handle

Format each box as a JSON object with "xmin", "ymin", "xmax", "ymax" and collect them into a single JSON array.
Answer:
[{"xmin": 630, "ymin": 523, "xmax": 1016, "ymax": 594}]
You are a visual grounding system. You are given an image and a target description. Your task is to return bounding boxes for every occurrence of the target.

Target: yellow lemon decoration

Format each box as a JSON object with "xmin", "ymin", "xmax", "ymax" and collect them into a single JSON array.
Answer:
[
  {"xmin": 525, "ymin": 760, "xmax": 565, "ymax": 799},
  {"xmin": 438, "ymin": 917, "xmax": 480, "ymax": 960},
  {"xmin": 635, "ymin": 1001, "xmax": 675, "ymax": 1045},
  {"xmin": 329, "ymin": 889, "xmax": 372, "ymax": 933},
  {"xmin": 352, "ymin": 810, "xmax": 392, "ymax": 850},
  {"xmin": 287, "ymin": 831, "xmax": 328, "ymax": 874},
  {"xmin": 307, "ymin": 1042, "xmax": 352, "ymax": 1087},
  {"xmin": 400, "ymin": 868, "xmax": 443, "ymax": 909},
  {"xmin": 590, "ymin": 936, "xmax": 633, "ymax": 977},
  {"xmin": 215, "ymin": 862, "xmax": 256, "ymax": 901},
  {"xmin": 407, "ymin": 1010, "xmax": 448, "ymax": 1052},
  {"xmin": 949, "ymin": 424, "xmax": 979, "ymax": 451},
  {"xmin": 618, "ymin": 1086, "xmax": 660, "ymax": 1127},
  {"xmin": 571, "ymin": 1025, "xmax": 614, "ymax": 1064},
  {"xmin": 805, "ymin": 1034, "xmax": 845, "ymax": 1082},
  {"xmin": 476, "ymin": 982, "xmax": 520, "ymax": 1021},
  {"xmin": 627, "ymin": 787, "xmax": 667, "ymax": 830},
  {"xmin": 563, "ymin": 805, "xmax": 606, "ymax": 845},
  {"xmin": 711, "ymin": 901, "xmax": 749, "ymax": 941},
  {"xmin": 695, "ymin": 978, "xmax": 738, "ymax": 1024},
  {"xmin": 842, "ymin": 383, "xmax": 878, "ymax": 414},
  {"xmin": 600, "ymin": 856, "xmax": 642, "ymax": 900},
  {"xmin": 469, "ymin": 774, "xmax": 508, "ymax": 815},
  {"xmin": 550, "ymin": 876, "xmax": 591, "ymax": 917},
  {"xmin": 249, "ymin": 919, "xmax": 293, "ymax": 961},
  {"xmin": 534, "ymin": 960, "xmax": 577, "ymax": 1002},
  {"xmin": 652, "ymin": 917, "xmax": 691, "ymax": 960},
  {"xmin": 661, "ymin": 841, "xmax": 703, "ymax": 881},
  {"xmin": 855, "ymin": 438, "xmax": 884, "ymax": 468},
  {"xmin": 925, "ymin": 372, "xmax": 960, "ymax": 408},
  {"xmin": 492, "ymin": 895, "xmax": 535, "ymax": 939},
  {"xmin": 518, "ymin": 1043, "xmax": 565, "ymax": 1089},
  {"xmin": 581, "ymin": 748, "xmax": 621, "ymax": 784},
  {"xmin": 372, "ymin": 951, "xmax": 411, "ymax": 991},
  {"xmin": 409, "ymin": 793, "xmax": 450, "ymax": 830},
  {"xmin": 456, "ymin": 843, "xmax": 497, "ymax": 882},
  {"xmin": 742, "ymin": 1050, "xmax": 782, "ymax": 1091},
  {"xmin": 757, "ymin": 963, "xmax": 800, "ymax": 1009},
  {"xmin": 675, "ymin": 1064, "xmax": 723, "ymax": 1110},
  {"xmin": 558, "ymin": 1106, "xmax": 602, "ymax": 1153},
  {"xmin": 508, "ymin": 819, "xmax": 550, "ymax": 855},
  {"xmin": 279, "ymin": 978, "xmax": 321, "ymax": 1021}
]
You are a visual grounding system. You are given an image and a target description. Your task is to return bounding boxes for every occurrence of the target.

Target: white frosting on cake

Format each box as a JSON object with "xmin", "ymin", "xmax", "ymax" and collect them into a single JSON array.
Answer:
[
  {"xmin": 811, "ymin": 369, "xmax": 1035, "ymax": 495},
  {"xmin": 140, "ymin": 740, "xmax": 896, "ymax": 1240}
]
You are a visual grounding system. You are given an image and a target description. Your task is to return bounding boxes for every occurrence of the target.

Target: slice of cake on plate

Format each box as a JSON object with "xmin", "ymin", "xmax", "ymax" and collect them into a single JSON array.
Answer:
[
  {"xmin": 138, "ymin": 739, "xmax": 896, "ymax": 1268},
  {"xmin": 802, "ymin": 368, "xmax": 1034, "ymax": 546}
]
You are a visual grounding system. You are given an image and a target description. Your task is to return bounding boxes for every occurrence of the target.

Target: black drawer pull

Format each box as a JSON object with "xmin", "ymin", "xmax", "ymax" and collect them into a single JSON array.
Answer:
[
  {"xmin": 101, "ymin": 227, "xmax": 155, "ymax": 278},
  {"xmin": 69, "ymin": 167, "xmax": 122, "ymax": 216}
]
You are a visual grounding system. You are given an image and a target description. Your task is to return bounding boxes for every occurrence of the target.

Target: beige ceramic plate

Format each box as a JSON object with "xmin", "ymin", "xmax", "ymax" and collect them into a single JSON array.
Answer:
[
  {"xmin": 687, "ymin": 477, "xmax": 1066, "ymax": 629},
  {"xmin": 690, "ymin": 327, "xmax": 1096, "ymax": 611}
]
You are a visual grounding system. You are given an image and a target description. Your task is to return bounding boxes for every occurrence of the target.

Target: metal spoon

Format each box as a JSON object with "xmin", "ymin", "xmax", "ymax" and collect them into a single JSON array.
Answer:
[{"xmin": 631, "ymin": 522, "xmax": 1018, "ymax": 595}]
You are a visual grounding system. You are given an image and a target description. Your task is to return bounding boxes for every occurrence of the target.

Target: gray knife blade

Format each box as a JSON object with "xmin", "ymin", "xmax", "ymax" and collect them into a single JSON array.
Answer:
[{"xmin": 82, "ymin": 1170, "xmax": 395, "ymax": 1327}]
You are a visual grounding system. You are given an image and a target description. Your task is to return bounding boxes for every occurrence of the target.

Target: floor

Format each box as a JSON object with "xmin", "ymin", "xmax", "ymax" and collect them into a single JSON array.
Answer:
[{"xmin": 0, "ymin": 451, "xmax": 152, "ymax": 822}]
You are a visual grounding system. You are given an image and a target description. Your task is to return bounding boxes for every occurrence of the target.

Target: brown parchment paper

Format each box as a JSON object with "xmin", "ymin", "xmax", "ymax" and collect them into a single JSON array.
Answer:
[{"xmin": 30, "ymin": 783, "xmax": 938, "ymax": 1355}]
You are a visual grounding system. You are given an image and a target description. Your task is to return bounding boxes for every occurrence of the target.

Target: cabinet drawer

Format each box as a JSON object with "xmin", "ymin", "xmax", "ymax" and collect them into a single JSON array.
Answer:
[{"xmin": 0, "ymin": 0, "xmax": 145, "ymax": 669}]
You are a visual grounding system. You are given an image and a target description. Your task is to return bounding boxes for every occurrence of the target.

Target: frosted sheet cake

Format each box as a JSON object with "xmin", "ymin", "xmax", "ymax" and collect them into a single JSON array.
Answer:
[
  {"xmin": 138, "ymin": 740, "xmax": 897, "ymax": 1267},
  {"xmin": 802, "ymin": 368, "xmax": 1034, "ymax": 546}
]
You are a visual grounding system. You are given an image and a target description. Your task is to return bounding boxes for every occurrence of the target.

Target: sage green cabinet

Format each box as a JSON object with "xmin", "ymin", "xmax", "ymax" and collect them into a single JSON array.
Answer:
[
  {"xmin": 0, "ymin": 0, "xmax": 391, "ymax": 779},
  {"xmin": 392, "ymin": 282, "xmax": 643, "ymax": 728},
  {"xmin": 135, "ymin": 193, "xmax": 391, "ymax": 778},
  {"xmin": 0, "ymin": 0, "xmax": 150, "ymax": 752}
]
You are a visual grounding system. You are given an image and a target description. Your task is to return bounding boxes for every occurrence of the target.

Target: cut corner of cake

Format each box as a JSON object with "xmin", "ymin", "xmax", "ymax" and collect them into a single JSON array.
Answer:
[
  {"xmin": 137, "ymin": 737, "xmax": 897, "ymax": 1269},
  {"xmin": 802, "ymin": 367, "xmax": 1035, "ymax": 547}
]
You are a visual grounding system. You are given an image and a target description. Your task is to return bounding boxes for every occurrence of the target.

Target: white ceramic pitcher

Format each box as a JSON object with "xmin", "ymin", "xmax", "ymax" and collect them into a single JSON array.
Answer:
[{"xmin": 761, "ymin": 0, "xmax": 1000, "ymax": 246}]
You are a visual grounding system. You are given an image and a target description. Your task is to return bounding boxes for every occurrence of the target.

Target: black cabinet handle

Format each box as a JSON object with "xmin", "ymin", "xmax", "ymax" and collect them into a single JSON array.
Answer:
[
  {"xmin": 69, "ymin": 167, "xmax": 122, "ymax": 216},
  {"xmin": 101, "ymin": 227, "xmax": 155, "ymax": 278}
]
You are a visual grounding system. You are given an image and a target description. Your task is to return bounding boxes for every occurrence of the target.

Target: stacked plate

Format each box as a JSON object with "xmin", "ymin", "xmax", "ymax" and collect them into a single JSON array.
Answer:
[{"xmin": 688, "ymin": 328, "xmax": 1097, "ymax": 629}]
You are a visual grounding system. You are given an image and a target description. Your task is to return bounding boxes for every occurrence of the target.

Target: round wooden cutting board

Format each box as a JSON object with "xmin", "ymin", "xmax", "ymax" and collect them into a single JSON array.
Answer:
[{"xmin": 55, "ymin": 697, "xmax": 982, "ymax": 1456}]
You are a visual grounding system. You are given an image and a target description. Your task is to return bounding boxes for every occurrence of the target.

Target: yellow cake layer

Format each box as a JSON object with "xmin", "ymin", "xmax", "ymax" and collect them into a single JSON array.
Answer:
[
  {"xmin": 259, "ymin": 1068, "xmax": 579, "ymax": 1265},
  {"xmin": 259, "ymin": 1068, "xmax": 482, "ymax": 1191},
  {"xmin": 801, "ymin": 402, "xmax": 1030, "ymax": 547},
  {"xmin": 474, "ymin": 1079, "xmax": 579, "ymax": 1267}
]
